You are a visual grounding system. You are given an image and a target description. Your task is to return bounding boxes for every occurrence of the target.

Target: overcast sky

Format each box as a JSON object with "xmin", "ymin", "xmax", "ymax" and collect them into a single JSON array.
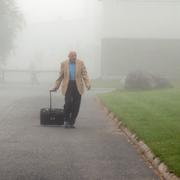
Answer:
[{"xmin": 17, "ymin": 0, "xmax": 86, "ymax": 23}]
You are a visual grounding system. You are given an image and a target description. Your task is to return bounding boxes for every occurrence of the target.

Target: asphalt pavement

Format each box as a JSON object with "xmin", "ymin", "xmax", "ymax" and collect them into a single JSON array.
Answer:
[{"xmin": 0, "ymin": 83, "xmax": 159, "ymax": 180}]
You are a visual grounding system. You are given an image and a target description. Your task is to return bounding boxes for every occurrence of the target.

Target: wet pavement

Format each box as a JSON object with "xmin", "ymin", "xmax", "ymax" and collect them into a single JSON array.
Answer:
[{"xmin": 0, "ymin": 83, "xmax": 159, "ymax": 180}]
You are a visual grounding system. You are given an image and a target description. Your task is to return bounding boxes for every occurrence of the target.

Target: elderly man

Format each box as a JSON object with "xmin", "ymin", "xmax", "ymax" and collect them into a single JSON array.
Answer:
[{"xmin": 50, "ymin": 51, "xmax": 91, "ymax": 128}]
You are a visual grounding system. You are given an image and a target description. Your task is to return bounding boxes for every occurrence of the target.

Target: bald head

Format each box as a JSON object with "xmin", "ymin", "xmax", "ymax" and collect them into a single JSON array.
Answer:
[{"xmin": 68, "ymin": 51, "xmax": 77, "ymax": 62}]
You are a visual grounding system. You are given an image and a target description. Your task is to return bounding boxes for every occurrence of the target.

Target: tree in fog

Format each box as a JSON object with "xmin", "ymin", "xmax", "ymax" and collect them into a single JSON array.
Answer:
[{"xmin": 0, "ymin": 0, "xmax": 23, "ymax": 66}]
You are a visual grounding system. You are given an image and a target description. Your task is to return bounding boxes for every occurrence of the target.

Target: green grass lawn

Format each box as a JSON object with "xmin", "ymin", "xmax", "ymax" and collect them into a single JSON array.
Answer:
[{"xmin": 99, "ymin": 87, "xmax": 180, "ymax": 176}]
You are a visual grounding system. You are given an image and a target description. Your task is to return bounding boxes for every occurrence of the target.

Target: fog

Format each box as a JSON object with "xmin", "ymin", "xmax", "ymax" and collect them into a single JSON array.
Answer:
[
  {"xmin": 1, "ymin": 0, "xmax": 180, "ymax": 83},
  {"xmin": 103, "ymin": 0, "xmax": 180, "ymax": 38},
  {"xmin": 1, "ymin": 2, "xmax": 180, "ymax": 179}
]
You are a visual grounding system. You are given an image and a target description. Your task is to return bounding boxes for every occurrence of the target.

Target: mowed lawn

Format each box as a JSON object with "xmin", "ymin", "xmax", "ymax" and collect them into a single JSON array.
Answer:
[{"xmin": 99, "ymin": 87, "xmax": 180, "ymax": 176}]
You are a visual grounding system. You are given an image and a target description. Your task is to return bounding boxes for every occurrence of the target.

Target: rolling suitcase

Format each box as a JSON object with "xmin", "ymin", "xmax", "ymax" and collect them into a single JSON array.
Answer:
[{"xmin": 40, "ymin": 91, "xmax": 64, "ymax": 125}]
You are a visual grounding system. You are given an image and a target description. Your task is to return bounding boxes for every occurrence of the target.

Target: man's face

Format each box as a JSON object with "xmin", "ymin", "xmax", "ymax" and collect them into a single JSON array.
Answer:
[{"xmin": 68, "ymin": 52, "xmax": 77, "ymax": 62}]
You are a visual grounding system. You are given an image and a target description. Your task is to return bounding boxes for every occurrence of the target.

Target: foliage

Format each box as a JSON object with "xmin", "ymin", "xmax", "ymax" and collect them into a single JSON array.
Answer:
[
  {"xmin": 0, "ymin": 0, "xmax": 24, "ymax": 65},
  {"xmin": 125, "ymin": 70, "xmax": 173, "ymax": 90}
]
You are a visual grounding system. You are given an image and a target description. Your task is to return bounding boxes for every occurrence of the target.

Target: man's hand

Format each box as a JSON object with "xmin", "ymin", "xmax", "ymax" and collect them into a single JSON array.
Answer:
[
  {"xmin": 50, "ymin": 88, "xmax": 58, "ymax": 92},
  {"xmin": 87, "ymin": 85, "xmax": 91, "ymax": 91}
]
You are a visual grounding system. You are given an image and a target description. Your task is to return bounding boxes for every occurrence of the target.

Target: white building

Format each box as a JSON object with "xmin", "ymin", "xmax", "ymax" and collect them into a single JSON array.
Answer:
[{"xmin": 100, "ymin": 0, "xmax": 180, "ymax": 79}]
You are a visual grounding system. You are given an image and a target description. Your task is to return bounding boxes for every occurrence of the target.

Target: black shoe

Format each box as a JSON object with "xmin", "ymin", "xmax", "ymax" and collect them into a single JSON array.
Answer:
[
  {"xmin": 64, "ymin": 121, "xmax": 70, "ymax": 128},
  {"xmin": 69, "ymin": 124, "xmax": 75, "ymax": 128}
]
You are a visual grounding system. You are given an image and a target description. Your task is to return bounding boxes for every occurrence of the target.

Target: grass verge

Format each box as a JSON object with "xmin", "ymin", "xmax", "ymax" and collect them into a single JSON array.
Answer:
[{"xmin": 99, "ymin": 87, "xmax": 180, "ymax": 177}]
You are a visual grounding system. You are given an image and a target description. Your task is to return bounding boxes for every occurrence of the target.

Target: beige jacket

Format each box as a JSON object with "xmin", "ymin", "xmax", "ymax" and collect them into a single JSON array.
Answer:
[{"xmin": 54, "ymin": 59, "xmax": 91, "ymax": 95}]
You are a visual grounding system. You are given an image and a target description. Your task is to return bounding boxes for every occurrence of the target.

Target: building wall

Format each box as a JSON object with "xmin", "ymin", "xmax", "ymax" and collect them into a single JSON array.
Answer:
[
  {"xmin": 101, "ymin": 38, "xmax": 180, "ymax": 79},
  {"xmin": 101, "ymin": 0, "xmax": 180, "ymax": 79}
]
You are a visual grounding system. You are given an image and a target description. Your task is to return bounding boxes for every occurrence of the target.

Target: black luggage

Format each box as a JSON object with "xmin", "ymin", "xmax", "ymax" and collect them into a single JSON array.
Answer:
[{"xmin": 40, "ymin": 91, "xmax": 64, "ymax": 125}]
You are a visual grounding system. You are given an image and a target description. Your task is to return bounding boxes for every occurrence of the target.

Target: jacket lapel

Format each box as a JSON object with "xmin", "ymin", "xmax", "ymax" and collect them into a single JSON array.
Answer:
[
  {"xmin": 65, "ymin": 60, "xmax": 70, "ymax": 81},
  {"xmin": 75, "ymin": 60, "xmax": 78, "ymax": 79}
]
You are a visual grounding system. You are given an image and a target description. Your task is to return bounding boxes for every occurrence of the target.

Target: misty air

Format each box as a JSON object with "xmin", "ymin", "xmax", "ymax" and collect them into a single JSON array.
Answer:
[{"xmin": 0, "ymin": 0, "xmax": 179, "ymax": 179}]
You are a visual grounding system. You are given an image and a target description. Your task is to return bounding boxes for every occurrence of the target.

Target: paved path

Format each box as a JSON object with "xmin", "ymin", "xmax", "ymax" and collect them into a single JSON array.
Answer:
[{"xmin": 0, "ymin": 84, "xmax": 159, "ymax": 180}]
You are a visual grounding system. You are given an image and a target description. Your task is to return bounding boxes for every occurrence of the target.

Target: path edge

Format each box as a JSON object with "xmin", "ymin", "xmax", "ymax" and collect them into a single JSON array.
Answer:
[{"xmin": 95, "ymin": 97, "xmax": 180, "ymax": 180}]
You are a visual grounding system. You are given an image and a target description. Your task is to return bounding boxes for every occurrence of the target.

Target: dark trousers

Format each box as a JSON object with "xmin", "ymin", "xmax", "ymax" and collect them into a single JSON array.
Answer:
[{"xmin": 64, "ymin": 80, "xmax": 81, "ymax": 125}]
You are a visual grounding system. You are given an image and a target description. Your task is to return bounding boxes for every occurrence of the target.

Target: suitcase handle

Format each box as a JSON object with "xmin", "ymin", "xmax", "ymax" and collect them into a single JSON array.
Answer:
[{"xmin": 50, "ymin": 91, "xmax": 52, "ymax": 110}]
